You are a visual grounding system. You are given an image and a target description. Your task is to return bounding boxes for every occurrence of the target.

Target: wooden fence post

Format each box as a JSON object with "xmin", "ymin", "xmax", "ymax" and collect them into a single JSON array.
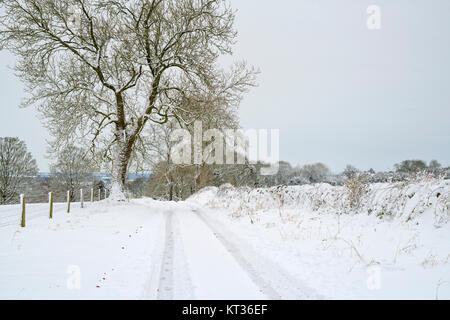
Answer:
[
  {"xmin": 80, "ymin": 189, "xmax": 84, "ymax": 208},
  {"xmin": 91, "ymin": 188, "xmax": 94, "ymax": 202},
  {"xmin": 49, "ymin": 192, "xmax": 54, "ymax": 219},
  {"xmin": 20, "ymin": 194, "xmax": 26, "ymax": 228},
  {"xmin": 67, "ymin": 190, "xmax": 71, "ymax": 213},
  {"xmin": 98, "ymin": 189, "xmax": 101, "ymax": 201}
]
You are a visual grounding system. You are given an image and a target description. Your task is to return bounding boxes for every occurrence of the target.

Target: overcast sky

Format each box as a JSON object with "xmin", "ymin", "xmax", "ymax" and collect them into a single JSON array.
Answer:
[{"xmin": 1, "ymin": 0, "xmax": 449, "ymax": 173}]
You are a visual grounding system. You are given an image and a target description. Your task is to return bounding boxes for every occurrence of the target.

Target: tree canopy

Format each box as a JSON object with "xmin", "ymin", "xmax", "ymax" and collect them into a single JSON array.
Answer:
[{"xmin": 0, "ymin": 0, "xmax": 257, "ymax": 199}]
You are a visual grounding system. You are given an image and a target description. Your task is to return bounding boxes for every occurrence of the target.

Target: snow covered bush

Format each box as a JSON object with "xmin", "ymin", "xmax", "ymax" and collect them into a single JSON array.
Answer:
[
  {"xmin": 190, "ymin": 177, "xmax": 450, "ymax": 227},
  {"xmin": 343, "ymin": 173, "xmax": 370, "ymax": 211}
]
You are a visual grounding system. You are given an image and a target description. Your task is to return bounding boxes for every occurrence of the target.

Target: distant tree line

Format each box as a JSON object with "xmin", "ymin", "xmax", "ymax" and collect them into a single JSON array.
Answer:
[
  {"xmin": 1, "ymin": 136, "xmax": 448, "ymax": 204},
  {"xmin": 144, "ymin": 158, "xmax": 449, "ymax": 201}
]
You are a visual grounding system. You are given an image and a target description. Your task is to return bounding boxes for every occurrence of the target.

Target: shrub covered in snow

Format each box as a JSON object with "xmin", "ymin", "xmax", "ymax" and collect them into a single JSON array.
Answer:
[{"xmin": 190, "ymin": 176, "xmax": 450, "ymax": 227}]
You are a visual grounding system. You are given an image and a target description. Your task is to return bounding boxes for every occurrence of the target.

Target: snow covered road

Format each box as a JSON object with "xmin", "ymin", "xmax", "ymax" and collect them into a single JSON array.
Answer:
[
  {"xmin": 142, "ymin": 203, "xmax": 315, "ymax": 300},
  {"xmin": 166, "ymin": 209, "xmax": 266, "ymax": 299},
  {"xmin": 0, "ymin": 199, "xmax": 316, "ymax": 299}
]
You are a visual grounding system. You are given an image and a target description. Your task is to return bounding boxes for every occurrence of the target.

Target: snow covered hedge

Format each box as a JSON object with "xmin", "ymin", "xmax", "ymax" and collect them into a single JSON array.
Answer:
[{"xmin": 190, "ymin": 176, "xmax": 450, "ymax": 227}]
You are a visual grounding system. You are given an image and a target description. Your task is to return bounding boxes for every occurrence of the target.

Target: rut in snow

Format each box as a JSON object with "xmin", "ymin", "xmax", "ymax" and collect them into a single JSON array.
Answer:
[
  {"xmin": 193, "ymin": 208, "xmax": 323, "ymax": 300},
  {"xmin": 157, "ymin": 211, "xmax": 175, "ymax": 299}
]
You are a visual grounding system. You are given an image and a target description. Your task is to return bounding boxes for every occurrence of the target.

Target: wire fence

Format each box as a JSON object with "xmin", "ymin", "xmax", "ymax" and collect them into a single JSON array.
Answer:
[{"xmin": 0, "ymin": 188, "xmax": 108, "ymax": 229}]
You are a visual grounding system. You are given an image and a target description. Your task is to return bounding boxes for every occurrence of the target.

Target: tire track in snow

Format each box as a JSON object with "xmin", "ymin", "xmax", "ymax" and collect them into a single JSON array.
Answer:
[
  {"xmin": 170, "ymin": 212, "xmax": 195, "ymax": 299},
  {"xmin": 176, "ymin": 210, "xmax": 267, "ymax": 299},
  {"xmin": 142, "ymin": 210, "xmax": 166, "ymax": 299},
  {"xmin": 194, "ymin": 208, "xmax": 323, "ymax": 300},
  {"xmin": 157, "ymin": 211, "xmax": 175, "ymax": 300},
  {"xmin": 142, "ymin": 206, "xmax": 194, "ymax": 300}
]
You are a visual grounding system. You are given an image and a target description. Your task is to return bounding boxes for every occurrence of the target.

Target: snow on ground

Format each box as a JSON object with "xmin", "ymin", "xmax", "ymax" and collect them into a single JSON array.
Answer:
[
  {"xmin": 0, "ymin": 200, "xmax": 164, "ymax": 299},
  {"xmin": 0, "ymin": 199, "xmax": 269, "ymax": 299},
  {"xmin": 175, "ymin": 209, "xmax": 266, "ymax": 299},
  {"xmin": 188, "ymin": 179, "xmax": 450, "ymax": 300},
  {"xmin": 1, "ymin": 179, "xmax": 449, "ymax": 299}
]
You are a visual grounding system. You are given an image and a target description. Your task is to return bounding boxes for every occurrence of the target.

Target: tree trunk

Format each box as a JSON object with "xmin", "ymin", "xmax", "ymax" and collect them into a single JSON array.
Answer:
[
  {"xmin": 110, "ymin": 137, "xmax": 133, "ymax": 202},
  {"xmin": 169, "ymin": 184, "xmax": 173, "ymax": 201}
]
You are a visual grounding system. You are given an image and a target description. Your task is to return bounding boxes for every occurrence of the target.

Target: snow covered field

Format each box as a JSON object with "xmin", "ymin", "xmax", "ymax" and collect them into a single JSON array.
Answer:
[
  {"xmin": 0, "ymin": 200, "xmax": 164, "ymax": 299},
  {"xmin": 189, "ymin": 179, "xmax": 450, "ymax": 299},
  {"xmin": 0, "ymin": 179, "xmax": 449, "ymax": 299}
]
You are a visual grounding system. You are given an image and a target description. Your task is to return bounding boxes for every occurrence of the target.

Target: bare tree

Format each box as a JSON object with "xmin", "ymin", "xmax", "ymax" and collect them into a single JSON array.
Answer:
[
  {"xmin": 145, "ymin": 120, "xmax": 184, "ymax": 200},
  {"xmin": 394, "ymin": 160, "xmax": 427, "ymax": 174},
  {"xmin": 50, "ymin": 145, "xmax": 93, "ymax": 201},
  {"xmin": 0, "ymin": 137, "xmax": 38, "ymax": 204},
  {"xmin": 343, "ymin": 164, "xmax": 359, "ymax": 179},
  {"xmin": 126, "ymin": 176, "xmax": 148, "ymax": 198},
  {"xmin": 428, "ymin": 160, "xmax": 442, "ymax": 175},
  {"xmin": 0, "ymin": 0, "xmax": 257, "ymax": 200},
  {"xmin": 143, "ymin": 77, "xmax": 243, "ymax": 200},
  {"xmin": 300, "ymin": 163, "xmax": 330, "ymax": 184}
]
